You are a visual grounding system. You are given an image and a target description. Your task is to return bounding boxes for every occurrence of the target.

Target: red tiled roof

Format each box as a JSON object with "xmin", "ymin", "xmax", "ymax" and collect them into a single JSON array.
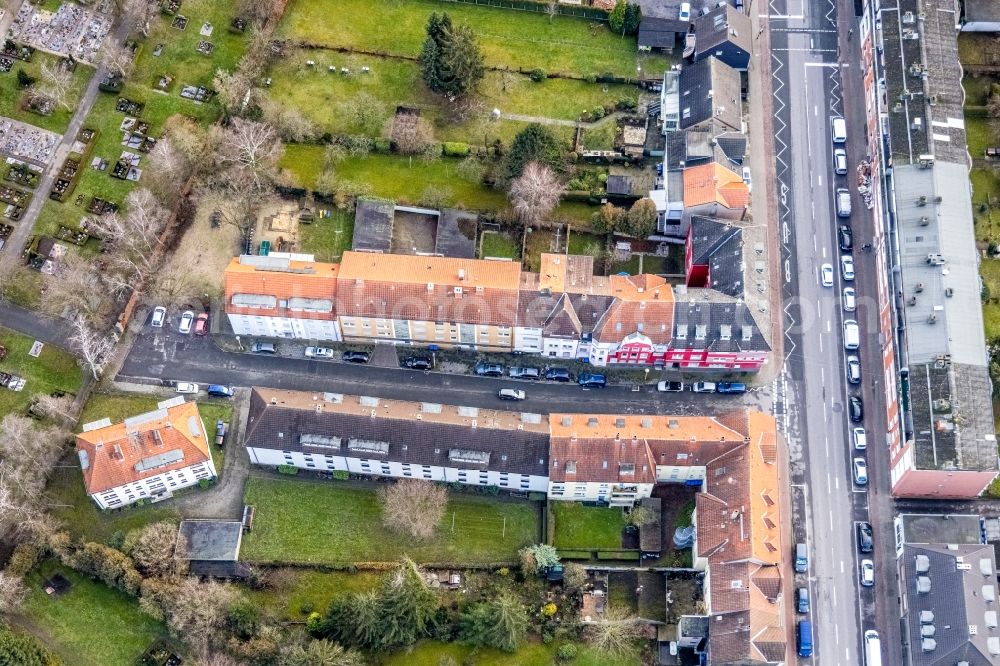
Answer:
[
  {"xmin": 683, "ymin": 163, "xmax": 750, "ymax": 209},
  {"xmin": 224, "ymin": 256, "xmax": 340, "ymax": 321}
]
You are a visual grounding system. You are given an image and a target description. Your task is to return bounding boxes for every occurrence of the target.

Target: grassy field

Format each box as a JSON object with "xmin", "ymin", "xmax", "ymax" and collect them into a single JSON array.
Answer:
[
  {"xmin": 0, "ymin": 326, "xmax": 82, "ymax": 420},
  {"xmin": 278, "ymin": 0, "xmax": 667, "ymax": 79},
  {"xmin": 0, "ymin": 54, "xmax": 93, "ymax": 134},
  {"xmin": 19, "ymin": 561, "xmax": 167, "ymax": 666},
  {"xmin": 264, "ymin": 52, "xmax": 637, "ymax": 143},
  {"xmin": 247, "ymin": 568, "xmax": 382, "ymax": 620},
  {"xmin": 982, "ymin": 258, "xmax": 1000, "ymax": 340},
  {"xmin": 480, "ymin": 229, "xmax": 519, "ymax": 259},
  {"xmin": 551, "ymin": 502, "xmax": 627, "ymax": 550},
  {"xmin": 377, "ymin": 639, "xmax": 642, "ymax": 666},
  {"xmin": 241, "ymin": 476, "xmax": 541, "ymax": 565},
  {"xmin": 299, "ymin": 209, "xmax": 355, "ymax": 261}
]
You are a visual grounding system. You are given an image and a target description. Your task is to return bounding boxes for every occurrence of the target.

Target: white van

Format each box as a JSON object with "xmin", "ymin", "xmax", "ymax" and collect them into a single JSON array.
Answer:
[
  {"xmin": 832, "ymin": 116, "xmax": 847, "ymax": 144},
  {"xmin": 844, "ymin": 319, "xmax": 860, "ymax": 350},
  {"xmin": 836, "ymin": 188, "xmax": 852, "ymax": 217},
  {"xmin": 853, "ymin": 427, "xmax": 867, "ymax": 450}
]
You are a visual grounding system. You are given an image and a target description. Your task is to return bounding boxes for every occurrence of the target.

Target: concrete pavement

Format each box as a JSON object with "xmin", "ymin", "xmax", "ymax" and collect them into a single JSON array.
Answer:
[{"xmin": 0, "ymin": 301, "xmax": 70, "ymax": 346}]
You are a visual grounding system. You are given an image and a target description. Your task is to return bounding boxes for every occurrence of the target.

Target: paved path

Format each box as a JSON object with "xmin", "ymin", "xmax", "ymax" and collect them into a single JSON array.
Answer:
[
  {"xmin": 0, "ymin": 300, "xmax": 70, "ymax": 345},
  {"xmin": 500, "ymin": 110, "xmax": 625, "ymax": 129},
  {"xmin": 2, "ymin": 15, "xmax": 131, "ymax": 259}
]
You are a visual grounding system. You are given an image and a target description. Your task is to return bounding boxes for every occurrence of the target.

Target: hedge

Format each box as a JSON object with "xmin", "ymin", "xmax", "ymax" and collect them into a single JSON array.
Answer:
[
  {"xmin": 558, "ymin": 549, "xmax": 595, "ymax": 560},
  {"xmin": 596, "ymin": 550, "xmax": 641, "ymax": 561},
  {"xmin": 443, "ymin": 142, "xmax": 471, "ymax": 157},
  {"xmin": 435, "ymin": 0, "xmax": 611, "ymax": 20},
  {"xmin": 277, "ymin": 465, "xmax": 299, "ymax": 475}
]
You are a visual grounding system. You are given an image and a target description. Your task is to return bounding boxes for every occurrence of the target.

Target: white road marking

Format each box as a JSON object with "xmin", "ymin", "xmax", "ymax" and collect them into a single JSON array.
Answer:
[
  {"xmin": 814, "ymin": 105, "xmax": 819, "ymax": 116},
  {"xmin": 847, "ymin": 648, "xmax": 851, "ymax": 662},
  {"xmin": 827, "ymin": 320, "xmax": 831, "ymax": 332},
  {"xmin": 840, "ymin": 560, "xmax": 845, "ymax": 574},
  {"xmin": 829, "ymin": 510, "xmax": 834, "ymax": 530},
  {"xmin": 832, "ymin": 585, "xmax": 837, "ymax": 607},
  {"xmin": 761, "ymin": 13, "xmax": 805, "ymax": 18},
  {"xmin": 835, "ymin": 624, "xmax": 840, "ymax": 645},
  {"xmin": 818, "ymin": 174, "xmax": 823, "ymax": 187},
  {"xmin": 813, "ymin": 234, "xmax": 817, "ymax": 251},
  {"xmin": 822, "ymin": 246, "xmax": 827, "ymax": 258},
  {"xmin": 835, "ymin": 475, "xmax": 839, "ymax": 489},
  {"xmin": 827, "ymin": 473, "xmax": 831, "ymax": 493}
]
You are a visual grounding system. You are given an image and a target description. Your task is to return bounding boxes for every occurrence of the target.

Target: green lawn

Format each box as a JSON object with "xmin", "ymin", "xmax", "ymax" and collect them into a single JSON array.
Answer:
[
  {"xmin": 241, "ymin": 476, "xmax": 542, "ymax": 565},
  {"xmin": 551, "ymin": 502, "xmax": 626, "ymax": 550},
  {"xmin": 0, "ymin": 326, "xmax": 82, "ymax": 420},
  {"xmin": 377, "ymin": 639, "xmax": 642, "ymax": 666},
  {"xmin": 19, "ymin": 561, "xmax": 167, "ymax": 666},
  {"xmin": 480, "ymin": 230, "xmax": 519, "ymax": 259},
  {"xmin": 263, "ymin": 51, "xmax": 637, "ymax": 144},
  {"xmin": 965, "ymin": 109, "xmax": 993, "ymax": 159},
  {"xmin": 299, "ymin": 209, "xmax": 355, "ymax": 262},
  {"xmin": 278, "ymin": 0, "xmax": 667, "ymax": 79},
  {"xmin": 982, "ymin": 258, "xmax": 1000, "ymax": 340},
  {"xmin": 0, "ymin": 55, "xmax": 94, "ymax": 134},
  {"xmin": 247, "ymin": 569, "xmax": 382, "ymax": 620}
]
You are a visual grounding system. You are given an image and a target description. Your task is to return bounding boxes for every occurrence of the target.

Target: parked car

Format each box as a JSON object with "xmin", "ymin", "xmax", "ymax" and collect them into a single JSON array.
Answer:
[
  {"xmin": 150, "ymin": 306, "xmax": 166, "ymax": 328},
  {"xmin": 836, "ymin": 187, "xmax": 852, "ymax": 217},
  {"xmin": 742, "ymin": 166, "xmax": 752, "ymax": 193},
  {"xmin": 716, "ymin": 382, "xmax": 747, "ymax": 394},
  {"xmin": 250, "ymin": 342, "xmax": 276, "ymax": 354},
  {"xmin": 831, "ymin": 116, "xmax": 847, "ymax": 143},
  {"xmin": 474, "ymin": 362, "xmax": 505, "ymax": 377},
  {"xmin": 691, "ymin": 382, "xmax": 717, "ymax": 393},
  {"xmin": 843, "ymin": 286, "xmax": 857, "ymax": 312},
  {"xmin": 577, "ymin": 373, "xmax": 607, "ymax": 388},
  {"xmin": 860, "ymin": 559, "xmax": 875, "ymax": 587},
  {"xmin": 838, "ymin": 224, "xmax": 853, "ymax": 251},
  {"xmin": 841, "ymin": 254, "xmax": 855, "ymax": 281},
  {"xmin": 849, "ymin": 395, "xmax": 864, "ymax": 422},
  {"xmin": 498, "ymin": 388, "xmax": 526, "ymax": 401},
  {"xmin": 797, "ymin": 587, "xmax": 810, "ymax": 614},
  {"xmin": 194, "ymin": 313, "xmax": 209, "ymax": 336},
  {"xmin": 402, "ymin": 356, "xmax": 433, "ymax": 370},
  {"xmin": 857, "ymin": 521, "xmax": 874, "ymax": 553},
  {"xmin": 821, "ymin": 263, "xmax": 834, "ymax": 287},
  {"xmin": 657, "ymin": 381, "xmax": 684, "ymax": 392},
  {"xmin": 834, "ymin": 147, "xmax": 848, "ymax": 175},
  {"xmin": 175, "ymin": 382, "xmax": 199, "ymax": 394},
  {"xmin": 544, "ymin": 367, "xmax": 572, "ymax": 382},
  {"xmin": 509, "ymin": 366, "xmax": 541, "ymax": 380},
  {"xmin": 853, "ymin": 427, "xmax": 867, "ymax": 450},
  {"xmin": 342, "ymin": 350, "xmax": 370, "ymax": 364},
  {"xmin": 207, "ymin": 384, "xmax": 234, "ymax": 398},
  {"xmin": 178, "ymin": 310, "xmax": 195, "ymax": 335},
  {"xmin": 853, "ymin": 457, "xmax": 869, "ymax": 485},
  {"xmin": 305, "ymin": 346, "xmax": 334, "ymax": 359},
  {"xmin": 846, "ymin": 355, "xmax": 861, "ymax": 384}
]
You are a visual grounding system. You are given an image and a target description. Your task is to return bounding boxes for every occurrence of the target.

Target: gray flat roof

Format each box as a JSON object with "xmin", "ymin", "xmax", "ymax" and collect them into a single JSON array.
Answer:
[
  {"xmin": 352, "ymin": 199, "xmax": 394, "ymax": 252},
  {"xmin": 900, "ymin": 513, "xmax": 984, "ymax": 545},
  {"xmin": 434, "ymin": 209, "xmax": 478, "ymax": 259},
  {"xmin": 178, "ymin": 520, "xmax": 243, "ymax": 561}
]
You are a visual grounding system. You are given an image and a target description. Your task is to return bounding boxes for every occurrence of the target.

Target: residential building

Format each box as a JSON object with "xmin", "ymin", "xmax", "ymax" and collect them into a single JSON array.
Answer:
[
  {"xmin": 336, "ymin": 251, "xmax": 521, "ymax": 350},
  {"xmin": 678, "ymin": 57, "xmax": 742, "ymax": 133},
  {"xmin": 961, "ymin": 0, "xmax": 1000, "ymax": 32},
  {"xmin": 224, "ymin": 254, "xmax": 341, "ymax": 341},
  {"xmin": 682, "ymin": 162, "xmax": 749, "ymax": 225},
  {"xmin": 244, "ymin": 388, "xmax": 551, "ymax": 492},
  {"xmin": 634, "ymin": 0, "xmax": 690, "ymax": 51},
  {"xmin": 686, "ymin": 216, "xmax": 744, "ymax": 295},
  {"xmin": 76, "ymin": 397, "xmax": 217, "ymax": 509},
  {"xmin": 858, "ymin": 0, "xmax": 998, "ymax": 497},
  {"xmin": 691, "ymin": 4, "xmax": 752, "ymax": 70}
]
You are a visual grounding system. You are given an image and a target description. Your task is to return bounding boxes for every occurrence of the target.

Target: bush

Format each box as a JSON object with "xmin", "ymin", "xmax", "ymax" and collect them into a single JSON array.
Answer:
[
  {"xmin": 591, "ymin": 106, "xmax": 605, "ymax": 120},
  {"xmin": 585, "ymin": 74, "xmax": 597, "ymax": 84},
  {"xmin": 306, "ymin": 611, "xmax": 324, "ymax": 634},
  {"xmin": 16, "ymin": 68, "xmax": 35, "ymax": 88},
  {"xmin": 374, "ymin": 137, "xmax": 392, "ymax": 153},
  {"xmin": 300, "ymin": 601, "xmax": 314, "ymax": 614},
  {"xmin": 557, "ymin": 643, "xmax": 579, "ymax": 661},
  {"xmin": 198, "ymin": 478, "xmax": 211, "ymax": 489},
  {"xmin": 529, "ymin": 68, "xmax": 546, "ymax": 82},
  {"xmin": 597, "ymin": 71, "xmax": 615, "ymax": 83},
  {"xmin": 617, "ymin": 96, "xmax": 637, "ymax": 111},
  {"xmin": 443, "ymin": 142, "xmax": 471, "ymax": 157},
  {"xmin": 277, "ymin": 464, "xmax": 299, "ymax": 475},
  {"xmin": 332, "ymin": 470, "xmax": 349, "ymax": 480},
  {"xmin": 6, "ymin": 542, "xmax": 41, "ymax": 577}
]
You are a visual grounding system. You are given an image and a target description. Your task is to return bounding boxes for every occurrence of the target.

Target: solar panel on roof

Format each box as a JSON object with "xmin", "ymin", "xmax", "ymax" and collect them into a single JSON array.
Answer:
[
  {"xmin": 124, "ymin": 408, "xmax": 169, "ymax": 430},
  {"xmin": 134, "ymin": 449, "xmax": 184, "ymax": 472}
]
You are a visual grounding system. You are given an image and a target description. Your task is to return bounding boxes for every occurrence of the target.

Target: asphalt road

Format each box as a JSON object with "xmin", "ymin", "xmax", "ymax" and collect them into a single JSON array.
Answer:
[
  {"xmin": 766, "ymin": 0, "xmax": 881, "ymax": 661},
  {"xmin": 119, "ymin": 324, "xmax": 774, "ymax": 416}
]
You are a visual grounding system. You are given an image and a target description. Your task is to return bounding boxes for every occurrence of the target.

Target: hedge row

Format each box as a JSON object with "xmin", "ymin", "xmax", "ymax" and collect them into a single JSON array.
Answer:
[{"xmin": 432, "ymin": 0, "xmax": 611, "ymax": 20}]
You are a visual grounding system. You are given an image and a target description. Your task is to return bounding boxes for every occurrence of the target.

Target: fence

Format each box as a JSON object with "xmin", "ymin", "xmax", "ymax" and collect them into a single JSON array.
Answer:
[{"xmin": 434, "ymin": 0, "xmax": 611, "ymax": 20}]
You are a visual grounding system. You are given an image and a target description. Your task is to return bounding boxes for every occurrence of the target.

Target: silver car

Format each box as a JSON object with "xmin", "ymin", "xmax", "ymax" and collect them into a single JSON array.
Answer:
[
  {"xmin": 178, "ymin": 310, "xmax": 195, "ymax": 334},
  {"xmin": 843, "ymin": 287, "xmax": 856, "ymax": 312}
]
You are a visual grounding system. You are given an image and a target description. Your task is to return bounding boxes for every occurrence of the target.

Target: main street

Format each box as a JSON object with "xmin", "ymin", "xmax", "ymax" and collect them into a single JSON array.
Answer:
[{"xmin": 765, "ymin": 0, "xmax": 898, "ymax": 660}]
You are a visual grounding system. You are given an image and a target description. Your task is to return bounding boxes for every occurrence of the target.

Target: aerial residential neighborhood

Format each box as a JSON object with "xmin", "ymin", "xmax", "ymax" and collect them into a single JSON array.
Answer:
[{"xmin": 1, "ymin": 0, "xmax": 999, "ymax": 663}]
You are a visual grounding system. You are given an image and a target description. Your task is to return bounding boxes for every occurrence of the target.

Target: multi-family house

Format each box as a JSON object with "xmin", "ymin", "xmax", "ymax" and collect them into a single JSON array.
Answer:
[
  {"xmin": 76, "ymin": 397, "xmax": 217, "ymax": 509},
  {"xmin": 691, "ymin": 4, "xmax": 752, "ymax": 71}
]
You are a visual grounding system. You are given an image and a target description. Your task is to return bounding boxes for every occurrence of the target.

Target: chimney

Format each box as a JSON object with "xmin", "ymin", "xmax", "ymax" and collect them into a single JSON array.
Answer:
[{"xmin": 458, "ymin": 269, "xmax": 466, "ymax": 281}]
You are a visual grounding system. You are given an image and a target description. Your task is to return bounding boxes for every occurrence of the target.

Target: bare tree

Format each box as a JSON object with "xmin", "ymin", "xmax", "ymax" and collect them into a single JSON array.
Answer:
[
  {"xmin": 378, "ymin": 479, "xmax": 448, "ymax": 540},
  {"xmin": 213, "ymin": 68, "xmax": 254, "ymax": 118},
  {"xmin": 68, "ymin": 314, "xmax": 114, "ymax": 379},
  {"xmin": 196, "ymin": 169, "xmax": 275, "ymax": 240},
  {"xmin": 390, "ymin": 115, "xmax": 435, "ymax": 155},
  {"xmin": 37, "ymin": 61, "xmax": 74, "ymax": 111},
  {"xmin": 508, "ymin": 161, "xmax": 565, "ymax": 226},
  {"xmin": 163, "ymin": 115, "xmax": 213, "ymax": 168},
  {"xmin": 166, "ymin": 578, "xmax": 240, "ymax": 650},
  {"xmin": 43, "ymin": 252, "xmax": 110, "ymax": 324},
  {"xmin": 123, "ymin": 0, "xmax": 159, "ymax": 36},
  {"xmin": 85, "ymin": 188, "xmax": 169, "ymax": 295},
  {"xmin": 237, "ymin": 0, "xmax": 289, "ymax": 25},
  {"xmin": 342, "ymin": 91, "xmax": 387, "ymax": 135},
  {"xmin": 584, "ymin": 605, "xmax": 645, "ymax": 655},
  {"xmin": 259, "ymin": 97, "xmax": 318, "ymax": 142},
  {"xmin": 31, "ymin": 393, "xmax": 77, "ymax": 427},
  {"xmin": 124, "ymin": 522, "xmax": 185, "ymax": 578},
  {"xmin": 215, "ymin": 118, "xmax": 284, "ymax": 189},
  {"xmin": 546, "ymin": 1, "xmax": 558, "ymax": 21},
  {"xmin": 0, "ymin": 572, "xmax": 26, "ymax": 615},
  {"xmin": 0, "ymin": 415, "xmax": 65, "ymax": 543},
  {"xmin": 98, "ymin": 40, "xmax": 136, "ymax": 79},
  {"xmin": 146, "ymin": 137, "xmax": 191, "ymax": 202}
]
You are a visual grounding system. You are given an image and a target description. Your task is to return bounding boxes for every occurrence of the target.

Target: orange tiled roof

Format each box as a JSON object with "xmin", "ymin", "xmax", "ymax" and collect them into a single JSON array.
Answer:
[
  {"xmin": 76, "ymin": 400, "xmax": 212, "ymax": 494},
  {"xmin": 336, "ymin": 251, "xmax": 522, "ymax": 327},
  {"xmin": 593, "ymin": 275, "xmax": 674, "ymax": 343},
  {"xmin": 537, "ymin": 253, "xmax": 597, "ymax": 293},
  {"xmin": 683, "ymin": 163, "xmax": 750, "ymax": 209},
  {"xmin": 224, "ymin": 256, "xmax": 340, "ymax": 321}
]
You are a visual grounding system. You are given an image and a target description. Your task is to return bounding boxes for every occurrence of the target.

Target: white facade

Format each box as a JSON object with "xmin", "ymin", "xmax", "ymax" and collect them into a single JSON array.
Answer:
[
  {"xmin": 514, "ymin": 328, "xmax": 589, "ymax": 360},
  {"xmin": 513, "ymin": 327, "xmax": 543, "ymax": 353},
  {"xmin": 227, "ymin": 313, "xmax": 341, "ymax": 341},
  {"xmin": 90, "ymin": 459, "xmax": 217, "ymax": 510},
  {"xmin": 247, "ymin": 447, "xmax": 549, "ymax": 493},
  {"xmin": 547, "ymin": 480, "xmax": 655, "ymax": 506}
]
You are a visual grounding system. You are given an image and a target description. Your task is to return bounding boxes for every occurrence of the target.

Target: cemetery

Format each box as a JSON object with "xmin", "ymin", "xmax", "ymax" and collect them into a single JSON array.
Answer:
[
  {"xmin": 0, "ymin": 117, "xmax": 60, "ymax": 167},
  {"xmin": 9, "ymin": 0, "xmax": 113, "ymax": 64}
]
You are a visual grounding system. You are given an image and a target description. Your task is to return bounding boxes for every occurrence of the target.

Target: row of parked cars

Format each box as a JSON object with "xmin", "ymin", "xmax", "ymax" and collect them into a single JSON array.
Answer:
[
  {"xmin": 473, "ymin": 363, "xmax": 607, "ymax": 388},
  {"xmin": 151, "ymin": 307, "xmax": 210, "ymax": 336},
  {"xmin": 656, "ymin": 381, "xmax": 747, "ymax": 394}
]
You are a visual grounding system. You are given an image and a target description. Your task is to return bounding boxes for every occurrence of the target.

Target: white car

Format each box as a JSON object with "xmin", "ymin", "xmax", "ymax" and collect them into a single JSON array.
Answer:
[
  {"xmin": 691, "ymin": 382, "xmax": 717, "ymax": 393},
  {"xmin": 843, "ymin": 286, "xmax": 856, "ymax": 312},
  {"xmin": 151, "ymin": 306, "xmax": 166, "ymax": 328},
  {"xmin": 498, "ymin": 388, "xmax": 526, "ymax": 401},
  {"xmin": 860, "ymin": 559, "xmax": 874, "ymax": 587},
  {"xmin": 821, "ymin": 263, "xmax": 834, "ymax": 287},
  {"xmin": 305, "ymin": 346, "xmax": 334, "ymax": 359},
  {"xmin": 846, "ymin": 355, "xmax": 861, "ymax": 384},
  {"xmin": 853, "ymin": 457, "xmax": 868, "ymax": 485},
  {"xmin": 834, "ymin": 148, "xmax": 848, "ymax": 175},
  {"xmin": 841, "ymin": 255, "xmax": 855, "ymax": 281},
  {"xmin": 175, "ymin": 382, "xmax": 199, "ymax": 394},
  {"xmin": 178, "ymin": 310, "xmax": 195, "ymax": 334},
  {"xmin": 853, "ymin": 427, "xmax": 867, "ymax": 450}
]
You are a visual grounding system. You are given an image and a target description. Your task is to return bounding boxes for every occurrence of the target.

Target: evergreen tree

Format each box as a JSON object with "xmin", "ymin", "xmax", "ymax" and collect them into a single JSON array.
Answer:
[
  {"xmin": 0, "ymin": 624, "xmax": 61, "ymax": 666},
  {"xmin": 419, "ymin": 13, "xmax": 452, "ymax": 93},
  {"xmin": 624, "ymin": 197, "xmax": 658, "ymax": 238},
  {"xmin": 502, "ymin": 124, "xmax": 564, "ymax": 183},
  {"xmin": 608, "ymin": 0, "xmax": 627, "ymax": 33},
  {"xmin": 459, "ymin": 590, "xmax": 529, "ymax": 652},
  {"xmin": 348, "ymin": 590, "xmax": 384, "ymax": 650},
  {"xmin": 624, "ymin": 3, "xmax": 642, "ymax": 35},
  {"xmin": 420, "ymin": 13, "xmax": 484, "ymax": 99},
  {"xmin": 377, "ymin": 558, "xmax": 439, "ymax": 650}
]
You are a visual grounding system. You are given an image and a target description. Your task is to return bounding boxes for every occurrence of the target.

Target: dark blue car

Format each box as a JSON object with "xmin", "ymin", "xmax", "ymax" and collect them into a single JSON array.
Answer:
[
  {"xmin": 577, "ymin": 373, "xmax": 607, "ymax": 388},
  {"xmin": 716, "ymin": 382, "xmax": 747, "ymax": 394},
  {"xmin": 206, "ymin": 384, "xmax": 235, "ymax": 398}
]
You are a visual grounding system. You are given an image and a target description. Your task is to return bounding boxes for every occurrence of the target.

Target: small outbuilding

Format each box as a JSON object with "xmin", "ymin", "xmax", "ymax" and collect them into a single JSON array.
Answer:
[{"xmin": 177, "ymin": 519, "xmax": 249, "ymax": 579}]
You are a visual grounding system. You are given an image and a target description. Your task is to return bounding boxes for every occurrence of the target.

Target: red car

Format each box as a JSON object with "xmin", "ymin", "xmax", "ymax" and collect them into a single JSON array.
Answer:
[{"xmin": 194, "ymin": 313, "xmax": 209, "ymax": 336}]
